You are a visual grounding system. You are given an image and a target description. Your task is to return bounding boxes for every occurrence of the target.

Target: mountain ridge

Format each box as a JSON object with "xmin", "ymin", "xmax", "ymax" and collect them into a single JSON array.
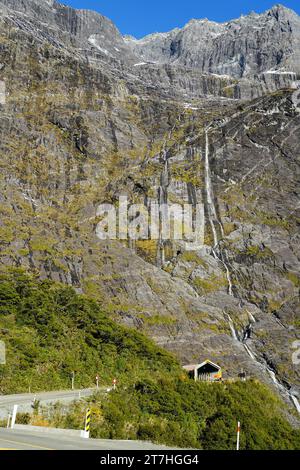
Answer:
[
  {"xmin": 1, "ymin": 1, "xmax": 300, "ymax": 78},
  {"xmin": 125, "ymin": 3, "xmax": 300, "ymax": 78},
  {"xmin": 1, "ymin": 0, "xmax": 299, "ymax": 100},
  {"xmin": 0, "ymin": 0, "xmax": 300, "ymax": 421}
]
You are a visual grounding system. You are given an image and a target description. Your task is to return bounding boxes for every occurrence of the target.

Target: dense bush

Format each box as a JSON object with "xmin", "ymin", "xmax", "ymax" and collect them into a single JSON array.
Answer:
[
  {"xmin": 0, "ymin": 269, "xmax": 178, "ymax": 393},
  {"xmin": 1, "ymin": 269, "xmax": 299, "ymax": 449}
]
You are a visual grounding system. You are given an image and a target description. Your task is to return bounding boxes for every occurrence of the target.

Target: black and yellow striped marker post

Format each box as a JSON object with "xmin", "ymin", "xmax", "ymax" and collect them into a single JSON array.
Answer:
[
  {"xmin": 81, "ymin": 408, "xmax": 91, "ymax": 439},
  {"xmin": 85, "ymin": 408, "xmax": 91, "ymax": 433}
]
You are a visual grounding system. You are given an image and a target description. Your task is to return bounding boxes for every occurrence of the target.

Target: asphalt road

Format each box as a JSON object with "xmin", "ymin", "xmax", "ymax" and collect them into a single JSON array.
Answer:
[
  {"xmin": 0, "ymin": 389, "xmax": 96, "ymax": 419},
  {"xmin": 0, "ymin": 428, "xmax": 173, "ymax": 450}
]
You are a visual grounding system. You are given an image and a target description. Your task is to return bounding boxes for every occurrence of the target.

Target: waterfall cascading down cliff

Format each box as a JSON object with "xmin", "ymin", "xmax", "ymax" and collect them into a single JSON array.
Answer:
[{"xmin": 203, "ymin": 125, "xmax": 300, "ymax": 414}]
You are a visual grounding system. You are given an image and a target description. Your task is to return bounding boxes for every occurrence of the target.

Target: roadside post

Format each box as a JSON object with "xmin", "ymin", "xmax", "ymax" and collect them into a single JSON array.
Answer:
[
  {"xmin": 96, "ymin": 375, "xmax": 99, "ymax": 389},
  {"xmin": 113, "ymin": 378, "xmax": 117, "ymax": 391},
  {"xmin": 11, "ymin": 404, "xmax": 18, "ymax": 429},
  {"xmin": 236, "ymin": 421, "xmax": 241, "ymax": 451},
  {"xmin": 81, "ymin": 408, "xmax": 91, "ymax": 439},
  {"xmin": 6, "ymin": 413, "xmax": 11, "ymax": 429},
  {"xmin": 71, "ymin": 371, "xmax": 75, "ymax": 390}
]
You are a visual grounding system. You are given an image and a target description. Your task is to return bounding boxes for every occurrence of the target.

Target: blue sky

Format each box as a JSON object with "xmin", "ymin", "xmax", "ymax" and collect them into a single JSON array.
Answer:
[{"xmin": 62, "ymin": 1, "xmax": 300, "ymax": 38}]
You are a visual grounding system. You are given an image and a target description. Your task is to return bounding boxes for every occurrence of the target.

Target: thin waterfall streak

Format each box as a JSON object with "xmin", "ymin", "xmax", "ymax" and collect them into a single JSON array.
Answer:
[
  {"xmin": 244, "ymin": 344, "xmax": 256, "ymax": 361},
  {"xmin": 291, "ymin": 395, "xmax": 300, "ymax": 414},
  {"xmin": 205, "ymin": 127, "xmax": 234, "ymax": 297},
  {"xmin": 224, "ymin": 312, "xmax": 238, "ymax": 341},
  {"xmin": 223, "ymin": 257, "xmax": 234, "ymax": 297},
  {"xmin": 246, "ymin": 309, "xmax": 257, "ymax": 324},
  {"xmin": 243, "ymin": 337, "xmax": 300, "ymax": 415},
  {"xmin": 204, "ymin": 127, "xmax": 300, "ymax": 416},
  {"xmin": 205, "ymin": 128, "xmax": 218, "ymax": 247}
]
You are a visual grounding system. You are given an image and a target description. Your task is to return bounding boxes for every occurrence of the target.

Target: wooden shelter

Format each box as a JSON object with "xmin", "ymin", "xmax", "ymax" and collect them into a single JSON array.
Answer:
[{"xmin": 183, "ymin": 360, "xmax": 222, "ymax": 382}]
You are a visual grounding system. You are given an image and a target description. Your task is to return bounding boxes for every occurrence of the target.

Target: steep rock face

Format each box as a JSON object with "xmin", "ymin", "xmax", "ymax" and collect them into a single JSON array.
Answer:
[
  {"xmin": 0, "ymin": 0, "xmax": 300, "ymax": 415},
  {"xmin": 0, "ymin": 0, "xmax": 138, "ymax": 63},
  {"xmin": 127, "ymin": 5, "xmax": 300, "ymax": 78},
  {"xmin": 1, "ymin": 0, "xmax": 299, "ymax": 101}
]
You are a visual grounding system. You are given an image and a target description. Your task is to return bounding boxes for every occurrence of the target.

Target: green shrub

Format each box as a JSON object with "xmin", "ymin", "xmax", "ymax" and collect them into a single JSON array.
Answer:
[{"xmin": 0, "ymin": 269, "xmax": 299, "ymax": 450}]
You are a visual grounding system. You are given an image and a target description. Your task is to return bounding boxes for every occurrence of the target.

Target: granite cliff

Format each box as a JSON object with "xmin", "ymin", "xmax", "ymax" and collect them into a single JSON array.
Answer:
[{"xmin": 0, "ymin": 0, "xmax": 300, "ymax": 416}]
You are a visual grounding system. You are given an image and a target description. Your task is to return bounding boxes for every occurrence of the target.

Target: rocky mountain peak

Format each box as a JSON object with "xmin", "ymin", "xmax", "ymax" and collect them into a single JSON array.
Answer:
[
  {"xmin": 268, "ymin": 3, "xmax": 296, "ymax": 17},
  {"xmin": 126, "ymin": 4, "xmax": 300, "ymax": 77},
  {"xmin": 1, "ymin": 0, "xmax": 300, "ymax": 79}
]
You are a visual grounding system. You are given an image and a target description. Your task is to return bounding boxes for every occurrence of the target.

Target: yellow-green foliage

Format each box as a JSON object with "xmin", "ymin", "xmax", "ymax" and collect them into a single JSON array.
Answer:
[
  {"xmin": 223, "ymin": 222, "xmax": 237, "ymax": 236},
  {"xmin": 222, "ymin": 85, "xmax": 235, "ymax": 98},
  {"xmin": 245, "ymin": 245, "xmax": 274, "ymax": 259},
  {"xmin": 285, "ymin": 272, "xmax": 300, "ymax": 287},
  {"xmin": 193, "ymin": 274, "xmax": 228, "ymax": 293},
  {"xmin": 171, "ymin": 162, "xmax": 203, "ymax": 187},
  {"xmin": 29, "ymin": 237, "xmax": 57, "ymax": 254},
  {"xmin": 139, "ymin": 314, "xmax": 177, "ymax": 327},
  {"xmin": 0, "ymin": 227, "xmax": 14, "ymax": 243},
  {"xmin": 256, "ymin": 211, "xmax": 291, "ymax": 230},
  {"xmin": 181, "ymin": 251, "xmax": 208, "ymax": 268},
  {"xmin": 136, "ymin": 240, "xmax": 158, "ymax": 264},
  {"xmin": 268, "ymin": 299, "xmax": 284, "ymax": 313}
]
